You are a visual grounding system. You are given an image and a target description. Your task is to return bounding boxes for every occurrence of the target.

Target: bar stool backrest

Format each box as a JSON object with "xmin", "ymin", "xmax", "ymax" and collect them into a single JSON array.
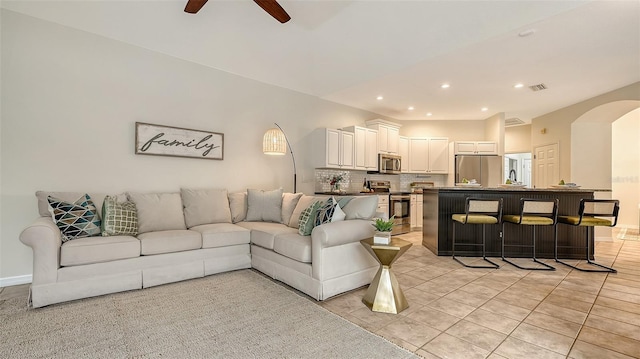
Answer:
[
  {"xmin": 466, "ymin": 198, "xmax": 503, "ymax": 220},
  {"xmin": 579, "ymin": 199, "xmax": 619, "ymax": 226}
]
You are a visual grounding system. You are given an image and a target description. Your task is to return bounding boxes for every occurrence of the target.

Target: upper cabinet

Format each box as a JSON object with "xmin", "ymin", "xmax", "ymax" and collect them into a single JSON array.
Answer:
[
  {"xmin": 343, "ymin": 126, "xmax": 378, "ymax": 171},
  {"xmin": 454, "ymin": 141, "xmax": 498, "ymax": 155},
  {"xmin": 398, "ymin": 136, "xmax": 409, "ymax": 173},
  {"xmin": 365, "ymin": 119, "xmax": 401, "ymax": 154},
  {"xmin": 408, "ymin": 137, "xmax": 449, "ymax": 174},
  {"xmin": 313, "ymin": 128, "xmax": 355, "ymax": 169}
]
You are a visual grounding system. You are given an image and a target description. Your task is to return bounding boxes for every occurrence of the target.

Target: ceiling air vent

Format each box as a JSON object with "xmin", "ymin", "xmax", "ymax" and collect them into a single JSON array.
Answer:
[
  {"xmin": 505, "ymin": 118, "xmax": 525, "ymax": 127},
  {"xmin": 529, "ymin": 83, "xmax": 547, "ymax": 91}
]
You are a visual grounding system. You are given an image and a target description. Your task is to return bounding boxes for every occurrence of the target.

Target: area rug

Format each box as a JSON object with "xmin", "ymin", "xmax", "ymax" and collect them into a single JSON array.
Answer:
[{"xmin": 0, "ymin": 270, "xmax": 417, "ymax": 359}]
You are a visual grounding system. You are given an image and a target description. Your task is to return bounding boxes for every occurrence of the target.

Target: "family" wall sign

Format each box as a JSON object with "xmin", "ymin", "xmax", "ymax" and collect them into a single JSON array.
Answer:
[{"xmin": 135, "ymin": 122, "xmax": 224, "ymax": 160}]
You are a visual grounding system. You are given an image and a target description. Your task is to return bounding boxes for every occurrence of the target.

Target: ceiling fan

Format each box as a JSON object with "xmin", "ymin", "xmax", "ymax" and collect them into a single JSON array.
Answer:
[{"xmin": 184, "ymin": 0, "xmax": 291, "ymax": 23}]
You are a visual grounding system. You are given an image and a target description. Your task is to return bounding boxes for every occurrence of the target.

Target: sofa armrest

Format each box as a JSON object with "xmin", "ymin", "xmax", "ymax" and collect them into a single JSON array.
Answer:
[
  {"xmin": 310, "ymin": 219, "xmax": 374, "ymax": 249},
  {"xmin": 310, "ymin": 219, "xmax": 375, "ymax": 281},
  {"xmin": 19, "ymin": 217, "xmax": 62, "ymax": 285}
]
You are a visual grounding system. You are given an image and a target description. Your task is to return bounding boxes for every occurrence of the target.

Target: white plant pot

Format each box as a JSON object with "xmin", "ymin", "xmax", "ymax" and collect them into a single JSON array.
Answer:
[{"xmin": 373, "ymin": 231, "xmax": 391, "ymax": 245}]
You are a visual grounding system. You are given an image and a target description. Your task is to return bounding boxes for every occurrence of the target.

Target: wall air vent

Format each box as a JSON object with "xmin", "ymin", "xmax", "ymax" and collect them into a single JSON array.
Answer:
[
  {"xmin": 505, "ymin": 118, "xmax": 525, "ymax": 127},
  {"xmin": 529, "ymin": 83, "xmax": 547, "ymax": 91}
]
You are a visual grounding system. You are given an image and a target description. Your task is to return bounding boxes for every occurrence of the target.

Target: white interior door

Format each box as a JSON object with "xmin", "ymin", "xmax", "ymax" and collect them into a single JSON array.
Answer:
[{"xmin": 534, "ymin": 143, "xmax": 559, "ymax": 188}]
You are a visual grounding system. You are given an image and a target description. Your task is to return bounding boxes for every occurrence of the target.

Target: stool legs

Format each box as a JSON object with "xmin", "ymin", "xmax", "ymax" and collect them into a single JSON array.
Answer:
[
  {"xmin": 452, "ymin": 222, "xmax": 499, "ymax": 269},
  {"xmin": 502, "ymin": 223, "xmax": 555, "ymax": 271},
  {"xmin": 555, "ymin": 226, "xmax": 616, "ymax": 273}
]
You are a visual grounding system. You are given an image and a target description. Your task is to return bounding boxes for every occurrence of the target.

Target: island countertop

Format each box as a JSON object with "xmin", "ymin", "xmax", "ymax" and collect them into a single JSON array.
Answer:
[{"xmin": 422, "ymin": 187, "xmax": 598, "ymax": 259}]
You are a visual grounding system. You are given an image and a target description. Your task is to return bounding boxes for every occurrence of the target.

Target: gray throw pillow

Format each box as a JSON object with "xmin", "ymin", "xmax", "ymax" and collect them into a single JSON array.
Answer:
[
  {"xmin": 281, "ymin": 193, "xmax": 303, "ymax": 225},
  {"xmin": 127, "ymin": 192, "xmax": 186, "ymax": 233},
  {"xmin": 181, "ymin": 188, "xmax": 232, "ymax": 228},
  {"xmin": 245, "ymin": 188, "xmax": 283, "ymax": 223},
  {"xmin": 342, "ymin": 196, "xmax": 378, "ymax": 220},
  {"xmin": 228, "ymin": 192, "xmax": 247, "ymax": 223}
]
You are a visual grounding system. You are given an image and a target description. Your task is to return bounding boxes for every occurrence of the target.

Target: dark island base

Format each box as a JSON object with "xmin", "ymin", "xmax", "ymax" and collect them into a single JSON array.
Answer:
[{"xmin": 422, "ymin": 188, "xmax": 596, "ymax": 260}]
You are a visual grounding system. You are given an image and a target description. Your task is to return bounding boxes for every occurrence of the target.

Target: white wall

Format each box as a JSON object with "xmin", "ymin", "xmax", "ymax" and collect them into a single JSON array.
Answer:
[
  {"xmin": 505, "ymin": 124, "xmax": 531, "ymax": 153},
  {"xmin": 571, "ymin": 122, "xmax": 612, "ymax": 189},
  {"xmin": 0, "ymin": 10, "xmax": 389, "ymax": 280},
  {"xmin": 612, "ymin": 109, "xmax": 640, "ymax": 228}
]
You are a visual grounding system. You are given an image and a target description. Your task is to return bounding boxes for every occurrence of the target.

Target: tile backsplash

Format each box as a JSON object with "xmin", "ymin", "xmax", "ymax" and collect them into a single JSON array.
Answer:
[{"xmin": 314, "ymin": 169, "xmax": 447, "ymax": 193}]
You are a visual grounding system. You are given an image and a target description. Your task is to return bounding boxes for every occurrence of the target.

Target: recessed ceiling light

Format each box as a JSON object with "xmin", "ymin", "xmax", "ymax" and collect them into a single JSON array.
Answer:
[
  {"xmin": 426, "ymin": 113, "xmax": 433, "ymax": 117},
  {"xmin": 441, "ymin": 83, "xmax": 450, "ymax": 89},
  {"xmin": 514, "ymin": 83, "xmax": 524, "ymax": 89},
  {"xmin": 408, "ymin": 106, "xmax": 415, "ymax": 111},
  {"xmin": 376, "ymin": 95, "xmax": 384, "ymax": 100},
  {"xmin": 518, "ymin": 29, "xmax": 536, "ymax": 37},
  {"xmin": 481, "ymin": 107, "xmax": 488, "ymax": 112}
]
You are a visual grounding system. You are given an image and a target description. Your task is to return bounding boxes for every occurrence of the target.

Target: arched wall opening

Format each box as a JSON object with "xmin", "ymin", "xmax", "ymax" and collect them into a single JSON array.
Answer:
[{"xmin": 572, "ymin": 101, "xmax": 640, "ymax": 230}]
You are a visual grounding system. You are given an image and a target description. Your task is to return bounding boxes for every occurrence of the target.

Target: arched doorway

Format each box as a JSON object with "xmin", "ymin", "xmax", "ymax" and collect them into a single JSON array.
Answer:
[{"xmin": 572, "ymin": 101, "xmax": 640, "ymax": 231}]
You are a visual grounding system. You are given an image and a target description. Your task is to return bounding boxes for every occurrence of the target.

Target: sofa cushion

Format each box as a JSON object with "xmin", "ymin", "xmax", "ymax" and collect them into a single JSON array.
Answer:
[
  {"xmin": 127, "ymin": 192, "xmax": 187, "ymax": 234},
  {"xmin": 298, "ymin": 200, "xmax": 323, "ymax": 236},
  {"xmin": 101, "ymin": 195, "xmax": 138, "ymax": 236},
  {"xmin": 181, "ymin": 188, "xmax": 232, "ymax": 228},
  {"xmin": 281, "ymin": 193, "xmax": 303, "ymax": 225},
  {"xmin": 228, "ymin": 192, "xmax": 247, "ymax": 223},
  {"xmin": 138, "ymin": 230, "xmax": 201, "ymax": 255},
  {"xmin": 245, "ymin": 188, "xmax": 283, "ymax": 223},
  {"xmin": 48, "ymin": 194, "xmax": 102, "ymax": 242},
  {"xmin": 288, "ymin": 195, "xmax": 322, "ymax": 228},
  {"xmin": 237, "ymin": 222, "xmax": 297, "ymax": 249},
  {"xmin": 273, "ymin": 233, "xmax": 312, "ymax": 263},
  {"xmin": 60, "ymin": 235, "xmax": 140, "ymax": 266},
  {"xmin": 190, "ymin": 223, "xmax": 250, "ymax": 249},
  {"xmin": 342, "ymin": 195, "xmax": 378, "ymax": 220}
]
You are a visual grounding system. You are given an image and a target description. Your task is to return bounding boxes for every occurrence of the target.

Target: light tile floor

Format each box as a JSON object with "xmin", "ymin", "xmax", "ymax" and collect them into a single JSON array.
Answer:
[
  {"xmin": 318, "ymin": 231, "xmax": 640, "ymax": 358},
  {"xmin": 1, "ymin": 232, "xmax": 638, "ymax": 358}
]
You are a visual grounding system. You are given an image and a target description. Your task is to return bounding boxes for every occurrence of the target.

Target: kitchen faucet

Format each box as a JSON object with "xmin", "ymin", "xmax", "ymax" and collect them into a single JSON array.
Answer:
[{"xmin": 509, "ymin": 169, "xmax": 517, "ymax": 182}]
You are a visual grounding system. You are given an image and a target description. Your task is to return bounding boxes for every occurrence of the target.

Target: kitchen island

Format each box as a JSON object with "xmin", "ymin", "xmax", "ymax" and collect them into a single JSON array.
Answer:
[{"xmin": 422, "ymin": 187, "xmax": 605, "ymax": 259}]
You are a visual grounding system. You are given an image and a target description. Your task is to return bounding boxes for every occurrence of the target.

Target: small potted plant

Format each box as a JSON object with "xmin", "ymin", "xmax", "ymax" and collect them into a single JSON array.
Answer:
[
  {"xmin": 372, "ymin": 216, "xmax": 394, "ymax": 245},
  {"xmin": 328, "ymin": 173, "xmax": 346, "ymax": 193}
]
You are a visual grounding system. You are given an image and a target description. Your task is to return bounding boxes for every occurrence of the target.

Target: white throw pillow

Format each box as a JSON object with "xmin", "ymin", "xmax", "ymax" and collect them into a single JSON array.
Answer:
[
  {"xmin": 281, "ymin": 193, "xmax": 303, "ymax": 225},
  {"xmin": 288, "ymin": 195, "xmax": 321, "ymax": 228},
  {"xmin": 181, "ymin": 188, "xmax": 232, "ymax": 228},
  {"xmin": 245, "ymin": 188, "xmax": 283, "ymax": 223},
  {"xmin": 228, "ymin": 192, "xmax": 247, "ymax": 223},
  {"xmin": 342, "ymin": 196, "xmax": 378, "ymax": 220},
  {"xmin": 127, "ymin": 192, "xmax": 186, "ymax": 234},
  {"xmin": 332, "ymin": 201, "xmax": 346, "ymax": 222}
]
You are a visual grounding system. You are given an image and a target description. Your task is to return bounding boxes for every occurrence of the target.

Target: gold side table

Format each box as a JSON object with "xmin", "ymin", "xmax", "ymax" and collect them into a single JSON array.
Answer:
[{"xmin": 360, "ymin": 237, "xmax": 412, "ymax": 314}]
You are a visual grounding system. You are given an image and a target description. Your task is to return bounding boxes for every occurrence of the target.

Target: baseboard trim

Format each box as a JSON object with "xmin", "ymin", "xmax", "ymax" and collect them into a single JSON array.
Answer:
[{"xmin": 0, "ymin": 275, "xmax": 32, "ymax": 287}]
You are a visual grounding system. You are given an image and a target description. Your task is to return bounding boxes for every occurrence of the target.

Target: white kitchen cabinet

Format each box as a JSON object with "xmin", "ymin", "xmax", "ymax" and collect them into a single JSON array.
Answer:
[
  {"xmin": 454, "ymin": 141, "xmax": 498, "ymax": 155},
  {"xmin": 377, "ymin": 195, "xmax": 389, "ymax": 218},
  {"xmin": 408, "ymin": 137, "xmax": 449, "ymax": 174},
  {"xmin": 365, "ymin": 119, "xmax": 401, "ymax": 154},
  {"xmin": 343, "ymin": 126, "xmax": 378, "ymax": 171},
  {"xmin": 313, "ymin": 128, "xmax": 355, "ymax": 169},
  {"xmin": 399, "ymin": 136, "xmax": 409, "ymax": 173},
  {"xmin": 410, "ymin": 194, "xmax": 423, "ymax": 229}
]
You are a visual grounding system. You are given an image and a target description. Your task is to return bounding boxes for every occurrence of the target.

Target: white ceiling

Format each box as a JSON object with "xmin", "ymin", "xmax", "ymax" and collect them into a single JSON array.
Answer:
[{"xmin": 3, "ymin": 0, "xmax": 639, "ymax": 122}]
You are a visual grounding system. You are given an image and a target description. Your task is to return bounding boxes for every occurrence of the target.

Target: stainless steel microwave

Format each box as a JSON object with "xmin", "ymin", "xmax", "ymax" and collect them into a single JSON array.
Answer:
[{"xmin": 378, "ymin": 153, "xmax": 401, "ymax": 174}]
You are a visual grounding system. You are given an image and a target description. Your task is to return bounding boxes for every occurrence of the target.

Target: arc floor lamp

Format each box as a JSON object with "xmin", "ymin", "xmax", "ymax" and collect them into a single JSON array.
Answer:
[{"xmin": 263, "ymin": 123, "xmax": 297, "ymax": 193}]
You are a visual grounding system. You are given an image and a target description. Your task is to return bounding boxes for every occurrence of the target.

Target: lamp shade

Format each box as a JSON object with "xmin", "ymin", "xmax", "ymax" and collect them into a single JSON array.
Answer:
[{"xmin": 263, "ymin": 128, "xmax": 287, "ymax": 155}]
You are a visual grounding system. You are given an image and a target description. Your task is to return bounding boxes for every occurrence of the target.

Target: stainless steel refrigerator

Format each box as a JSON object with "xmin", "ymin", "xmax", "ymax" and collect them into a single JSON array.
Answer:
[{"xmin": 454, "ymin": 155, "xmax": 503, "ymax": 187}]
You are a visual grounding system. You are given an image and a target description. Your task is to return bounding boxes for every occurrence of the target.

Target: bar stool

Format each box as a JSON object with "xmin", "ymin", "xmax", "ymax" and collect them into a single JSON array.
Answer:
[
  {"xmin": 502, "ymin": 198, "xmax": 557, "ymax": 270},
  {"xmin": 555, "ymin": 199, "xmax": 619, "ymax": 273},
  {"xmin": 452, "ymin": 197, "xmax": 502, "ymax": 269}
]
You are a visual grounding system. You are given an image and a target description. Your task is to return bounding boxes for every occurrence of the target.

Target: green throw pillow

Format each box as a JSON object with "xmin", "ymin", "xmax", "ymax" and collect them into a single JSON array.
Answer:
[
  {"xmin": 298, "ymin": 201, "xmax": 322, "ymax": 236},
  {"xmin": 47, "ymin": 194, "xmax": 101, "ymax": 242},
  {"xmin": 101, "ymin": 195, "xmax": 138, "ymax": 236}
]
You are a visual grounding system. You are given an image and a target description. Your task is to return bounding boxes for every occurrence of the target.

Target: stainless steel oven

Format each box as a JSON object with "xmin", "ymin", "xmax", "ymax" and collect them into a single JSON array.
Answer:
[{"xmin": 390, "ymin": 194, "xmax": 411, "ymax": 235}]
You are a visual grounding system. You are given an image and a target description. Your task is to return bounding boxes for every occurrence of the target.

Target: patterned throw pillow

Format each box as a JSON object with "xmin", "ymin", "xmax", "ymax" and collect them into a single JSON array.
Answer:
[
  {"xmin": 298, "ymin": 201, "xmax": 323, "ymax": 236},
  {"xmin": 101, "ymin": 195, "xmax": 138, "ymax": 236},
  {"xmin": 315, "ymin": 197, "xmax": 339, "ymax": 226},
  {"xmin": 47, "ymin": 194, "xmax": 101, "ymax": 242}
]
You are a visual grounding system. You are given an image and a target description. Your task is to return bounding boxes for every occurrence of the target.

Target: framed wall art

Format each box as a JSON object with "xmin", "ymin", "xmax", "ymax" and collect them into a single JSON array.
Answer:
[{"xmin": 135, "ymin": 122, "xmax": 224, "ymax": 160}]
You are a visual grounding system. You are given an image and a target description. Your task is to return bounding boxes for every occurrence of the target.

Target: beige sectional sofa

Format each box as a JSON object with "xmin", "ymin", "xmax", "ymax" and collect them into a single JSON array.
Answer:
[{"xmin": 19, "ymin": 189, "xmax": 380, "ymax": 308}]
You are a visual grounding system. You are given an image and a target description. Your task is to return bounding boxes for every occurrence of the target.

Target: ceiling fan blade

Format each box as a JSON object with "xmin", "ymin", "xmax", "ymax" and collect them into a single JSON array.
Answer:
[
  {"xmin": 184, "ymin": 0, "xmax": 208, "ymax": 14},
  {"xmin": 254, "ymin": 0, "xmax": 291, "ymax": 23}
]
